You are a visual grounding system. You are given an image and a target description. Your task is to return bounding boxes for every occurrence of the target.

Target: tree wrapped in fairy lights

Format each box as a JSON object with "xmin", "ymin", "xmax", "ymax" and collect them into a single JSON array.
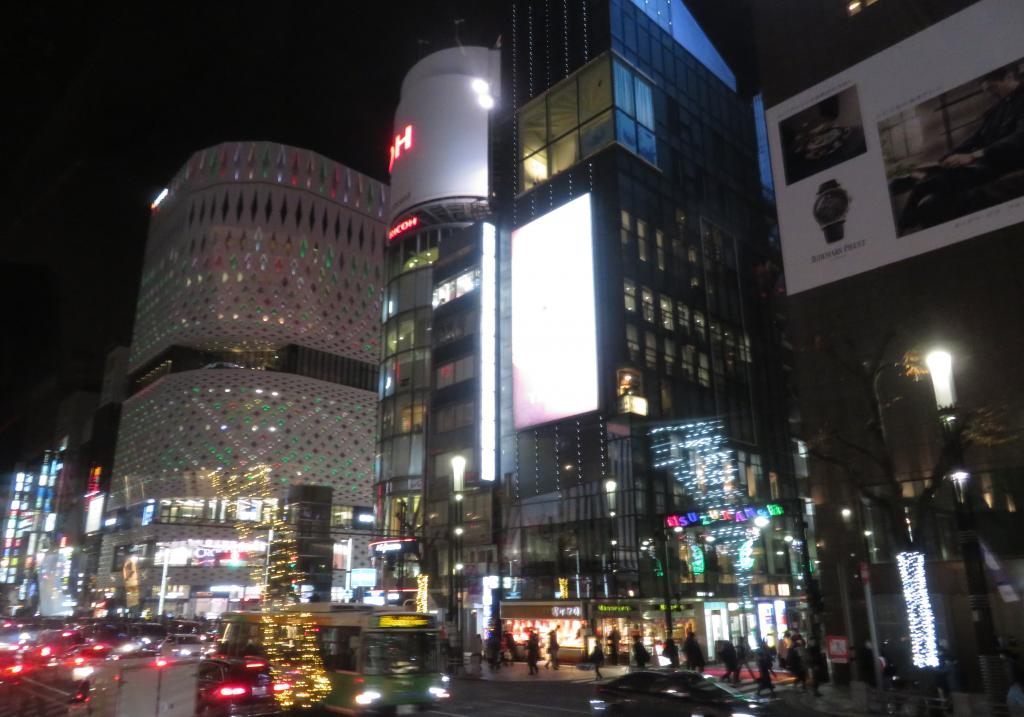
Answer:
[{"xmin": 215, "ymin": 466, "xmax": 332, "ymax": 710}]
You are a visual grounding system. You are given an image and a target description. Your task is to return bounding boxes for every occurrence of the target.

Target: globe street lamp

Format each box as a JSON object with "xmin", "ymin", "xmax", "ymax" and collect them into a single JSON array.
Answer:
[{"xmin": 926, "ymin": 349, "xmax": 1000, "ymax": 697}]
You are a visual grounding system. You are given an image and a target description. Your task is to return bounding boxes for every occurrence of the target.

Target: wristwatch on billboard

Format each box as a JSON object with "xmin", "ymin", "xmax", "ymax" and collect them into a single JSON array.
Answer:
[{"xmin": 812, "ymin": 179, "xmax": 850, "ymax": 243}]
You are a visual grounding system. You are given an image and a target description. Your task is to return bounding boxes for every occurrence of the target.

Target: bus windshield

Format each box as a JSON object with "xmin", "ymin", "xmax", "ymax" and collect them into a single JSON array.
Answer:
[{"xmin": 363, "ymin": 631, "xmax": 438, "ymax": 676}]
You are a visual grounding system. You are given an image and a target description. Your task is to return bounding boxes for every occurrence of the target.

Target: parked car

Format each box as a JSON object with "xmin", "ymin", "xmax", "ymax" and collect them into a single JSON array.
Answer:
[
  {"xmin": 196, "ymin": 657, "xmax": 289, "ymax": 716},
  {"xmin": 589, "ymin": 669, "xmax": 776, "ymax": 717}
]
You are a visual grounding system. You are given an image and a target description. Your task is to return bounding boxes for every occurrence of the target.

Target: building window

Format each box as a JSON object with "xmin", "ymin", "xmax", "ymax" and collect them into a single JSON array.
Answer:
[
  {"xmin": 613, "ymin": 58, "xmax": 657, "ymax": 165},
  {"xmin": 682, "ymin": 345, "xmax": 696, "ymax": 381},
  {"xmin": 518, "ymin": 55, "xmax": 614, "ymax": 193},
  {"xmin": 645, "ymin": 332, "xmax": 658, "ymax": 369},
  {"xmin": 664, "ymin": 337, "xmax": 676, "ymax": 376},
  {"xmin": 626, "ymin": 324, "xmax": 641, "ymax": 364},
  {"xmin": 655, "ymin": 230, "xmax": 666, "ymax": 272},
  {"xmin": 641, "ymin": 288, "xmax": 655, "ymax": 323},
  {"xmin": 435, "ymin": 356, "xmax": 475, "ymax": 389},
  {"xmin": 432, "ymin": 268, "xmax": 481, "ymax": 308},
  {"xmin": 435, "ymin": 400, "xmax": 476, "ymax": 433},
  {"xmin": 659, "ymin": 295, "xmax": 674, "ymax": 330},
  {"xmin": 693, "ymin": 311, "xmax": 707, "ymax": 341},
  {"xmin": 769, "ymin": 471, "xmax": 780, "ymax": 499},
  {"xmin": 624, "ymin": 279, "xmax": 637, "ymax": 312},
  {"xmin": 637, "ymin": 219, "xmax": 649, "ymax": 263},
  {"xmin": 676, "ymin": 302, "xmax": 690, "ymax": 336},
  {"xmin": 698, "ymin": 353, "xmax": 711, "ymax": 388}
]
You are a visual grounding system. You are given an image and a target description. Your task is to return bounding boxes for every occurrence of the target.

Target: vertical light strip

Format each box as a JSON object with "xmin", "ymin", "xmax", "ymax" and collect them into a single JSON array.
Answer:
[
  {"xmin": 896, "ymin": 551, "xmax": 940, "ymax": 668},
  {"xmin": 480, "ymin": 222, "xmax": 497, "ymax": 482}
]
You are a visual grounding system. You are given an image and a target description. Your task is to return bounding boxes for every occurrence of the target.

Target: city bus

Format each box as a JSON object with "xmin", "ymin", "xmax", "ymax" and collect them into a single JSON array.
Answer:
[{"xmin": 218, "ymin": 604, "xmax": 449, "ymax": 714}]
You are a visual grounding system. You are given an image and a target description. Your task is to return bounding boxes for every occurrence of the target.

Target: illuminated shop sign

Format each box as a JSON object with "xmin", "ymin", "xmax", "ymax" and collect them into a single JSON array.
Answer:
[
  {"xmin": 387, "ymin": 215, "xmax": 419, "ymax": 241},
  {"xmin": 665, "ymin": 502, "xmax": 784, "ymax": 528},
  {"xmin": 388, "ymin": 124, "xmax": 414, "ymax": 172},
  {"xmin": 552, "ymin": 606, "xmax": 582, "ymax": 618},
  {"xmin": 596, "ymin": 604, "xmax": 631, "ymax": 613},
  {"xmin": 691, "ymin": 545, "xmax": 705, "ymax": 575},
  {"xmin": 369, "ymin": 538, "xmax": 419, "ymax": 555},
  {"xmin": 377, "ymin": 614, "xmax": 434, "ymax": 629}
]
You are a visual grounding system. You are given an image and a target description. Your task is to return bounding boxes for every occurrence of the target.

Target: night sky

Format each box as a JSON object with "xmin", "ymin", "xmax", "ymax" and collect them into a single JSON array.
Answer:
[{"xmin": 0, "ymin": 1, "xmax": 753, "ymax": 398}]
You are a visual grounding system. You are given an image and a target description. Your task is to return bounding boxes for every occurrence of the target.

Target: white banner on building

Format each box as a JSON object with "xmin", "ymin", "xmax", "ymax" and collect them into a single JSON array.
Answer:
[{"xmin": 767, "ymin": 0, "xmax": 1024, "ymax": 294}]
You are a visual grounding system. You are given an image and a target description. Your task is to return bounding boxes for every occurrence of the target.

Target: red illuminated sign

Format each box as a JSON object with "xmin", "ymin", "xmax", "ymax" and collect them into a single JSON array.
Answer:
[
  {"xmin": 388, "ymin": 216, "xmax": 419, "ymax": 241},
  {"xmin": 87, "ymin": 466, "xmax": 102, "ymax": 495},
  {"xmin": 388, "ymin": 124, "xmax": 413, "ymax": 172}
]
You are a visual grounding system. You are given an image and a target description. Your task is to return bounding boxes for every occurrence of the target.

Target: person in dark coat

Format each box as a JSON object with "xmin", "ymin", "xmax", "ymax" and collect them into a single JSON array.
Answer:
[
  {"xmin": 720, "ymin": 641, "xmax": 740, "ymax": 684},
  {"xmin": 632, "ymin": 635, "xmax": 651, "ymax": 668},
  {"xmin": 663, "ymin": 638, "xmax": 680, "ymax": 668},
  {"xmin": 788, "ymin": 635, "xmax": 808, "ymax": 691},
  {"xmin": 608, "ymin": 627, "xmax": 621, "ymax": 665},
  {"xmin": 590, "ymin": 641, "xmax": 606, "ymax": 680},
  {"xmin": 526, "ymin": 631, "xmax": 541, "ymax": 675},
  {"xmin": 683, "ymin": 629, "xmax": 705, "ymax": 673},
  {"xmin": 546, "ymin": 629, "xmax": 560, "ymax": 670},
  {"xmin": 756, "ymin": 640, "xmax": 776, "ymax": 697}
]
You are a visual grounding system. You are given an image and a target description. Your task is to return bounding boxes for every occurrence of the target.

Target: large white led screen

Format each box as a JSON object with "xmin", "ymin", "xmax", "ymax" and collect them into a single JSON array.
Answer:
[{"xmin": 511, "ymin": 193, "xmax": 599, "ymax": 430}]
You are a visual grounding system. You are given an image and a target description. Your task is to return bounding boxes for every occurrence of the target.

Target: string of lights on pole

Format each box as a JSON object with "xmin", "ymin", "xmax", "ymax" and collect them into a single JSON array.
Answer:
[{"xmin": 896, "ymin": 551, "xmax": 940, "ymax": 668}]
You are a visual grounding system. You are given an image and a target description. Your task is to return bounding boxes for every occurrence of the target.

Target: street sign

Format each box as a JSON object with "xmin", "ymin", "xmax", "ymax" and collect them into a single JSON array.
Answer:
[{"xmin": 827, "ymin": 635, "xmax": 849, "ymax": 664}]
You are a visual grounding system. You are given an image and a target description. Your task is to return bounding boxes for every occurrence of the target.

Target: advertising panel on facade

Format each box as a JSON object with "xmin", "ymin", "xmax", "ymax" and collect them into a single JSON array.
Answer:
[
  {"xmin": 511, "ymin": 193, "xmax": 599, "ymax": 431},
  {"xmin": 388, "ymin": 47, "xmax": 499, "ymax": 223},
  {"xmin": 766, "ymin": 0, "xmax": 1024, "ymax": 294}
]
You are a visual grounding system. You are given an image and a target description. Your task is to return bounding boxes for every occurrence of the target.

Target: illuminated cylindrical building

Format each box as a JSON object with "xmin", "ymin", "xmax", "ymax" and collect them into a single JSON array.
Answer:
[
  {"xmin": 375, "ymin": 47, "xmax": 499, "ymax": 597},
  {"xmin": 97, "ymin": 142, "xmax": 387, "ymax": 616}
]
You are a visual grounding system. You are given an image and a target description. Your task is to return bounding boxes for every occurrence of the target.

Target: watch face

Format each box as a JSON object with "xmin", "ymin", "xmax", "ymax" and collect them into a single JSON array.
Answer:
[{"xmin": 813, "ymin": 188, "xmax": 849, "ymax": 224}]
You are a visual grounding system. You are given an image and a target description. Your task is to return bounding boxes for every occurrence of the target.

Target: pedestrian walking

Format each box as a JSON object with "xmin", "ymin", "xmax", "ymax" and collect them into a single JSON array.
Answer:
[
  {"xmin": 663, "ymin": 637, "xmax": 680, "ymax": 668},
  {"xmin": 756, "ymin": 640, "xmax": 776, "ymax": 697},
  {"xmin": 788, "ymin": 635, "xmax": 808, "ymax": 691},
  {"xmin": 590, "ymin": 641, "xmax": 606, "ymax": 680},
  {"xmin": 527, "ymin": 631, "xmax": 541, "ymax": 675},
  {"xmin": 737, "ymin": 640, "xmax": 757, "ymax": 681},
  {"xmin": 486, "ymin": 632, "xmax": 501, "ymax": 671},
  {"xmin": 683, "ymin": 629, "xmax": 705, "ymax": 673},
  {"xmin": 719, "ymin": 640, "xmax": 740, "ymax": 684},
  {"xmin": 608, "ymin": 627, "xmax": 621, "ymax": 665},
  {"xmin": 632, "ymin": 635, "xmax": 651, "ymax": 669},
  {"xmin": 777, "ymin": 631, "xmax": 791, "ymax": 670},
  {"xmin": 545, "ymin": 629, "xmax": 560, "ymax": 670}
]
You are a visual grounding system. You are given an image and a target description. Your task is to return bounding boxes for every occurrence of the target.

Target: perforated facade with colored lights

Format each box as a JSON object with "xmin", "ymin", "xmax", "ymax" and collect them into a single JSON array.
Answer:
[
  {"xmin": 130, "ymin": 141, "xmax": 387, "ymax": 372},
  {"xmin": 99, "ymin": 142, "xmax": 387, "ymax": 610}
]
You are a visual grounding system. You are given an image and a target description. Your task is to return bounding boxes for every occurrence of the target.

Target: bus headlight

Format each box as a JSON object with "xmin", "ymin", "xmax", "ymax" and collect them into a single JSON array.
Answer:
[
  {"xmin": 429, "ymin": 686, "xmax": 450, "ymax": 699},
  {"xmin": 355, "ymin": 691, "xmax": 382, "ymax": 705}
]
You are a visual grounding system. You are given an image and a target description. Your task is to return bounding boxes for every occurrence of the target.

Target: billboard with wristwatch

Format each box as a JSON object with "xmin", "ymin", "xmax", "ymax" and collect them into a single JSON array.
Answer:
[{"xmin": 766, "ymin": 0, "xmax": 1024, "ymax": 293}]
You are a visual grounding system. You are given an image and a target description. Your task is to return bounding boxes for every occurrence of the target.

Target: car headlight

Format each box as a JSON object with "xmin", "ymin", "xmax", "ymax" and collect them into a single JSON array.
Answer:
[
  {"xmin": 178, "ymin": 649, "xmax": 191, "ymax": 656},
  {"xmin": 355, "ymin": 691, "xmax": 382, "ymax": 705},
  {"xmin": 589, "ymin": 698, "xmax": 608, "ymax": 712},
  {"xmin": 72, "ymin": 666, "xmax": 94, "ymax": 681},
  {"xmin": 731, "ymin": 713, "xmax": 757, "ymax": 717},
  {"xmin": 441, "ymin": 674, "xmax": 450, "ymax": 683},
  {"xmin": 428, "ymin": 686, "xmax": 450, "ymax": 698}
]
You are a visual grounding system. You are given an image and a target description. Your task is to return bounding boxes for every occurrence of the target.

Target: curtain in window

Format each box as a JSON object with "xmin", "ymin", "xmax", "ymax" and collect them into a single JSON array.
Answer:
[
  {"xmin": 613, "ymin": 60, "xmax": 634, "ymax": 115},
  {"xmin": 634, "ymin": 79, "xmax": 654, "ymax": 129}
]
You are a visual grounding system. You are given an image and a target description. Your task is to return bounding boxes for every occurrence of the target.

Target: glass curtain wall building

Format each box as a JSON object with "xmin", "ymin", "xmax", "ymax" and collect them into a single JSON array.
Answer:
[{"xmin": 496, "ymin": 0, "xmax": 805, "ymax": 659}]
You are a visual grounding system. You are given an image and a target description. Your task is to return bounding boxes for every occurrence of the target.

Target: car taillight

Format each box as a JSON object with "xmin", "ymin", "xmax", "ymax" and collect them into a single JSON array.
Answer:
[
  {"xmin": 73, "ymin": 657, "xmax": 86, "ymax": 666},
  {"xmin": 245, "ymin": 661, "xmax": 266, "ymax": 669},
  {"xmin": 217, "ymin": 685, "xmax": 248, "ymax": 698},
  {"xmin": 272, "ymin": 682, "xmax": 291, "ymax": 693},
  {"xmin": 7, "ymin": 665, "xmax": 23, "ymax": 674},
  {"xmin": 40, "ymin": 646, "xmax": 53, "ymax": 658},
  {"xmin": 153, "ymin": 658, "xmax": 169, "ymax": 668}
]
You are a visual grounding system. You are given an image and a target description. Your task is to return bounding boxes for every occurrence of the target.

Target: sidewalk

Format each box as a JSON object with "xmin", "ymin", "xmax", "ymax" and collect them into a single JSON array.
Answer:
[
  {"xmin": 456, "ymin": 659, "xmax": 795, "ymax": 691},
  {"xmin": 779, "ymin": 682, "xmax": 867, "ymax": 716}
]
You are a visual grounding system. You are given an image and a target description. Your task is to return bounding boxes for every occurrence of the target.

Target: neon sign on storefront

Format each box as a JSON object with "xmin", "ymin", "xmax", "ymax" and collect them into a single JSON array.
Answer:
[{"xmin": 665, "ymin": 502, "xmax": 784, "ymax": 528}]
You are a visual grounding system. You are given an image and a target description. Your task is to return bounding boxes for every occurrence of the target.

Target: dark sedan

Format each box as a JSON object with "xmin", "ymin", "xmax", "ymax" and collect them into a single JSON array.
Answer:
[
  {"xmin": 197, "ymin": 657, "xmax": 290, "ymax": 717},
  {"xmin": 589, "ymin": 669, "xmax": 775, "ymax": 717}
]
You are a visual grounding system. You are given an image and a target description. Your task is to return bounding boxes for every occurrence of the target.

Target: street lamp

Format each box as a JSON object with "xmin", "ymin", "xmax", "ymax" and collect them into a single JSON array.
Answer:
[
  {"xmin": 449, "ymin": 455, "xmax": 467, "ymax": 657},
  {"xmin": 927, "ymin": 348, "xmax": 1000, "ymax": 697}
]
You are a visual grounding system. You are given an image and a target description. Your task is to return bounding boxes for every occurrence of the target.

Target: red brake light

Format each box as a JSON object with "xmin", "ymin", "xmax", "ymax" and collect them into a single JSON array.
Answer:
[
  {"xmin": 153, "ymin": 658, "xmax": 169, "ymax": 668},
  {"xmin": 40, "ymin": 646, "xmax": 52, "ymax": 658},
  {"xmin": 74, "ymin": 657, "xmax": 86, "ymax": 666},
  {"xmin": 272, "ymin": 682, "xmax": 291, "ymax": 692},
  {"xmin": 92, "ymin": 644, "xmax": 107, "ymax": 651},
  {"xmin": 217, "ymin": 685, "xmax": 248, "ymax": 698},
  {"xmin": 245, "ymin": 661, "xmax": 266, "ymax": 669},
  {"xmin": 7, "ymin": 665, "xmax": 23, "ymax": 674},
  {"xmin": 62, "ymin": 631, "xmax": 74, "ymax": 637}
]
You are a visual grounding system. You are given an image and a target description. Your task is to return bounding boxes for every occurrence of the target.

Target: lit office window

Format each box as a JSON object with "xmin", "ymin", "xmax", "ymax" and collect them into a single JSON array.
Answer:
[
  {"xmin": 624, "ymin": 280, "xmax": 637, "ymax": 312},
  {"xmin": 641, "ymin": 288, "xmax": 655, "ymax": 323}
]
